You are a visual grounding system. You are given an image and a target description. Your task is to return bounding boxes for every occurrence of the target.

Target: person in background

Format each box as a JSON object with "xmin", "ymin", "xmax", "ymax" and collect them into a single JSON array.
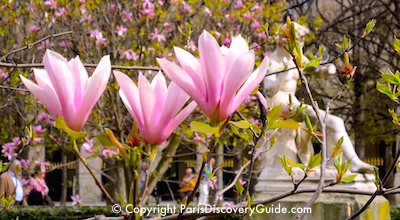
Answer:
[
  {"xmin": 179, "ymin": 168, "xmax": 196, "ymax": 201},
  {"xmin": 25, "ymin": 165, "xmax": 50, "ymax": 205},
  {"xmin": 140, "ymin": 161, "xmax": 148, "ymax": 190},
  {"xmin": 0, "ymin": 159, "xmax": 26, "ymax": 206},
  {"xmin": 198, "ymin": 157, "xmax": 215, "ymax": 205}
]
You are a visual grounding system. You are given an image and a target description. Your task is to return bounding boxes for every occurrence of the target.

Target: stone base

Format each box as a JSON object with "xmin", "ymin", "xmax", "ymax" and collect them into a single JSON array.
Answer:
[{"xmin": 249, "ymin": 193, "xmax": 390, "ymax": 220}]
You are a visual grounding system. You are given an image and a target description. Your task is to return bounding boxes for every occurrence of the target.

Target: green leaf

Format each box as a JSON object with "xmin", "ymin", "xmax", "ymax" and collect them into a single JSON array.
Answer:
[
  {"xmin": 116, "ymin": 193, "xmax": 128, "ymax": 207},
  {"xmin": 364, "ymin": 19, "xmax": 376, "ymax": 37},
  {"xmin": 332, "ymin": 137, "xmax": 344, "ymax": 157},
  {"xmin": 342, "ymin": 35, "xmax": 350, "ymax": 49},
  {"xmin": 394, "ymin": 37, "xmax": 400, "ymax": 57},
  {"xmin": 389, "ymin": 109, "xmax": 400, "ymax": 126},
  {"xmin": 96, "ymin": 134, "xmax": 114, "ymax": 148},
  {"xmin": 269, "ymin": 119, "xmax": 301, "ymax": 130},
  {"xmin": 231, "ymin": 125, "xmax": 251, "ymax": 142},
  {"xmin": 279, "ymin": 155, "xmax": 293, "ymax": 175},
  {"xmin": 303, "ymin": 114, "xmax": 313, "ymax": 133},
  {"xmin": 286, "ymin": 157, "xmax": 305, "ymax": 170},
  {"xmin": 303, "ymin": 58, "xmax": 321, "ymax": 73},
  {"xmin": 381, "ymin": 71, "xmax": 400, "ymax": 84},
  {"xmin": 55, "ymin": 116, "xmax": 86, "ymax": 141},
  {"xmin": 190, "ymin": 121, "xmax": 218, "ymax": 136},
  {"xmin": 229, "ymin": 120, "xmax": 253, "ymax": 129},
  {"xmin": 235, "ymin": 180, "xmax": 244, "ymax": 195},
  {"xmin": 341, "ymin": 174, "xmax": 357, "ymax": 183},
  {"xmin": 269, "ymin": 135, "xmax": 276, "ymax": 150},
  {"xmin": 377, "ymin": 82, "xmax": 395, "ymax": 100},
  {"xmin": 247, "ymin": 194, "xmax": 253, "ymax": 209},
  {"xmin": 267, "ymin": 105, "xmax": 282, "ymax": 126},
  {"xmin": 307, "ymin": 153, "xmax": 321, "ymax": 171}
]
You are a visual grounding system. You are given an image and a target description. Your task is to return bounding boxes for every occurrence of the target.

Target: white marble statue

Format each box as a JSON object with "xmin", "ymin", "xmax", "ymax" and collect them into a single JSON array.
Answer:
[{"xmin": 262, "ymin": 22, "xmax": 374, "ymax": 173}]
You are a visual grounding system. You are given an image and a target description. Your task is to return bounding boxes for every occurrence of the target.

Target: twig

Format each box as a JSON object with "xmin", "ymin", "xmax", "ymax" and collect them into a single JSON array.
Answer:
[
  {"xmin": 1, "ymin": 31, "xmax": 74, "ymax": 61},
  {"xmin": 139, "ymin": 160, "xmax": 153, "ymax": 207},
  {"xmin": 347, "ymin": 136, "xmax": 400, "ymax": 219}
]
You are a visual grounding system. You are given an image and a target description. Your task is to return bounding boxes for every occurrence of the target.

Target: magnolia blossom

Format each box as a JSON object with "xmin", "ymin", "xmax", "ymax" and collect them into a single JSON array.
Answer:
[
  {"xmin": 33, "ymin": 125, "xmax": 45, "ymax": 134},
  {"xmin": 157, "ymin": 30, "xmax": 269, "ymax": 121},
  {"xmin": 102, "ymin": 149, "xmax": 119, "ymax": 158},
  {"xmin": 115, "ymin": 26, "xmax": 127, "ymax": 36},
  {"xmin": 20, "ymin": 50, "xmax": 111, "ymax": 131},
  {"xmin": 29, "ymin": 25, "xmax": 40, "ymax": 33},
  {"xmin": 114, "ymin": 71, "xmax": 197, "ymax": 144},
  {"xmin": 71, "ymin": 194, "xmax": 83, "ymax": 206},
  {"xmin": 1, "ymin": 143, "xmax": 16, "ymax": 160},
  {"xmin": 82, "ymin": 139, "xmax": 94, "ymax": 153},
  {"xmin": 150, "ymin": 28, "xmax": 166, "ymax": 42},
  {"xmin": 0, "ymin": 69, "xmax": 8, "ymax": 78}
]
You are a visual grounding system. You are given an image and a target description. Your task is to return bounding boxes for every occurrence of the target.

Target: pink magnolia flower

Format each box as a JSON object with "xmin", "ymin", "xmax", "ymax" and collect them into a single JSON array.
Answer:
[
  {"xmin": 251, "ymin": 21, "xmax": 260, "ymax": 29},
  {"xmin": 12, "ymin": 137, "xmax": 21, "ymax": 147},
  {"xmin": 256, "ymin": 91, "xmax": 269, "ymax": 110},
  {"xmin": 115, "ymin": 26, "xmax": 127, "ymax": 36},
  {"xmin": 114, "ymin": 71, "xmax": 197, "ymax": 144},
  {"xmin": 38, "ymin": 112, "xmax": 52, "ymax": 123},
  {"xmin": 102, "ymin": 149, "xmax": 119, "ymax": 158},
  {"xmin": 120, "ymin": 50, "xmax": 139, "ymax": 61},
  {"xmin": 20, "ymin": 50, "xmax": 111, "ymax": 131},
  {"xmin": 0, "ymin": 69, "xmax": 8, "ymax": 78},
  {"xmin": 150, "ymin": 28, "xmax": 166, "ymax": 42},
  {"xmin": 121, "ymin": 10, "xmax": 133, "ymax": 21},
  {"xmin": 82, "ymin": 139, "xmax": 94, "ymax": 153},
  {"xmin": 193, "ymin": 132, "xmax": 206, "ymax": 143},
  {"xmin": 71, "ymin": 194, "xmax": 83, "ymax": 206},
  {"xmin": 29, "ymin": 25, "xmax": 40, "ymax": 33},
  {"xmin": 55, "ymin": 7, "xmax": 67, "ymax": 18},
  {"xmin": 44, "ymin": 0, "xmax": 57, "ymax": 9},
  {"xmin": 222, "ymin": 37, "xmax": 231, "ymax": 46},
  {"xmin": 242, "ymin": 13, "xmax": 253, "ymax": 21},
  {"xmin": 157, "ymin": 30, "xmax": 269, "ymax": 121},
  {"xmin": 33, "ymin": 125, "xmax": 45, "ymax": 134},
  {"xmin": 1, "ymin": 143, "xmax": 16, "ymax": 160},
  {"xmin": 21, "ymin": 159, "xmax": 31, "ymax": 169}
]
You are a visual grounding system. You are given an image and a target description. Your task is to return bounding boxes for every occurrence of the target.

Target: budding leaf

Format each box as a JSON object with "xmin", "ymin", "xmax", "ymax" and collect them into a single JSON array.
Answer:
[
  {"xmin": 303, "ymin": 58, "xmax": 321, "ymax": 73},
  {"xmin": 306, "ymin": 153, "xmax": 321, "ymax": 172},
  {"xmin": 190, "ymin": 121, "xmax": 219, "ymax": 136},
  {"xmin": 381, "ymin": 70, "xmax": 400, "ymax": 85},
  {"xmin": 377, "ymin": 82, "xmax": 396, "ymax": 100},
  {"xmin": 394, "ymin": 37, "xmax": 400, "ymax": 57},
  {"xmin": 279, "ymin": 155, "xmax": 293, "ymax": 175},
  {"xmin": 363, "ymin": 19, "xmax": 376, "ymax": 37},
  {"xmin": 229, "ymin": 120, "xmax": 253, "ymax": 129},
  {"xmin": 269, "ymin": 119, "xmax": 301, "ymax": 130},
  {"xmin": 235, "ymin": 180, "xmax": 244, "ymax": 196},
  {"xmin": 332, "ymin": 137, "xmax": 344, "ymax": 157},
  {"xmin": 389, "ymin": 109, "xmax": 400, "ymax": 126},
  {"xmin": 341, "ymin": 174, "xmax": 357, "ymax": 183}
]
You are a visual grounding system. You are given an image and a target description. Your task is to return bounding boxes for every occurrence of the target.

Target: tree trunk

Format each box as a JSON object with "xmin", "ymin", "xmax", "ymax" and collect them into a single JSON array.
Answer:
[
  {"xmin": 60, "ymin": 152, "xmax": 68, "ymax": 206},
  {"xmin": 142, "ymin": 134, "xmax": 181, "ymax": 204}
]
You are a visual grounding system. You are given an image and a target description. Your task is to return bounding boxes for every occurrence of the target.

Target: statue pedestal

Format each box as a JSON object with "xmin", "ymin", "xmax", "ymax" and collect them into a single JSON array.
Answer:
[{"xmin": 249, "ymin": 193, "xmax": 390, "ymax": 220}]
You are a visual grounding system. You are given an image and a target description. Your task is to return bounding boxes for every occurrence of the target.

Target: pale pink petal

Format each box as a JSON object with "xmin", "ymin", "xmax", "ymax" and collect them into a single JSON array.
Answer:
[
  {"xmin": 173, "ymin": 46, "xmax": 206, "ymax": 97},
  {"xmin": 157, "ymin": 58, "xmax": 207, "ymax": 110},
  {"xmin": 161, "ymin": 101, "xmax": 197, "ymax": 142},
  {"xmin": 114, "ymin": 71, "xmax": 143, "ymax": 126},
  {"xmin": 20, "ymin": 75, "xmax": 62, "ymax": 117},
  {"xmin": 219, "ymin": 50, "xmax": 255, "ymax": 120},
  {"xmin": 43, "ymin": 50, "xmax": 75, "ymax": 115},
  {"xmin": 138, "ymin": 74, "xmax": 157, "ymax": 142},
  {"xmin": 256, "ymin": 91, "xmax": 269, "ymax": 110},
  {"xmin": 72, "ymin": 55, "xmax": 111, "ymax": 131},
  {"xmin": 68, "ymin": 56, "xmax": 89, "ymax": 106},
  {"xmin": 230, "ymin": 56, "xmax": 269, "ymax": 116},
  {"xmin": 225, "ymin": 34, "xmax": 249, "ymax": 70},
  {"xmin": 33, "ymin": 69, "xmax": 53, "ymax": 89},
  {"xmin": 157, "ymin": 82, "xmax": 189, "ymax": 128},
  {"xmin": 151, "ymin": 72, "xmax": 167, "ymax": 121},
  {"xmin": 198, "ymin": 30, "xmax": 224, "ymax": 113}
]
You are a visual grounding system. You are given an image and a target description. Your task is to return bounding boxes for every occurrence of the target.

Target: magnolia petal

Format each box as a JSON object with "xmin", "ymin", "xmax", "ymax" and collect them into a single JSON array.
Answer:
[
  {"xmin": 219, "ymin": 50, "xmax": 255, "ymax": 120},
  {"xmin": 114, "ymin": 71, "xmax": 144, "ymax": 126},
  {"xmin": 161, "ymin": 101, "xmax": 197, "ymax": 143},
  {"xmin": 43, "ymin": 50, "xmax": 75, "ymax": 114},
  {"xmin": 138, "ymin": 74, "xmax": 157, "ymax": 140},
  {"xmin": 198, "ymin": 30, "xmax": 224, "ymax": 113},
  {"xmin": 157, "ymin": 82, "xmax": 190, "ymax": 128},
  {"xmin": 174, "ymin": 46, "xmax": 206, "ymax": 97},
  {"xmin": 33, "ymin": 68, "xmax": 53, "ymax": 89},
  {"xmin": 68, "ymin": 56, "xmax": 89, "ymax": 105},
  {"xmin": 225, "ymin": 34, "xmax": 249, "ymax": 70},
  {"xmin": 72, "ymin": 55, "xmax": 111, "ymax": 131},
  {"xmin": 151, "ymin": 72, "xmax": 168, "ymax": 121},
  {"xmin": 157, "ymin": 58, "xmax": 204, "ymax": 103},
  {"xmin": 230, "ymin": 56, "xmax": 269, "ymax": 116},
  {"xmin": 256, "ymin": 91, "xmax": 269, "ymax": 110},
  {"xmin": 20, "ymin": 75, "xmax": 62, "ymax": 118}
]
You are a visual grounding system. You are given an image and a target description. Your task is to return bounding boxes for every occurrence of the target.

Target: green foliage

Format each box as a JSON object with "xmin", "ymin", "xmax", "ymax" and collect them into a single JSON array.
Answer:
[
  {"xmin": 1, "ymin": 206, "xmax": 119, "ymax": 220},
  {"xmin": 335, "ymin": 35, "xmax": 351, "ymax": 50},
  {"xmin": 363, "ymin": 19, "xmax": 376, "ymax": 37},
  {"xmin": 267, "ymin": 105, "xmax": 301, "ymax": 130},
  {"xmin": 235, "ymin": 179, "xmax": 244, "ymax": 196},
  {"xmin": 190, "ymin": 121, "xmax": 219, "ymax": 136},
  {"xmin": 55, "ymin": 116, "xmax": 86, "ymax": 142},
  {"xmin": 334, "ymin": 152, "xmax": 353, "ymax": 183}
]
